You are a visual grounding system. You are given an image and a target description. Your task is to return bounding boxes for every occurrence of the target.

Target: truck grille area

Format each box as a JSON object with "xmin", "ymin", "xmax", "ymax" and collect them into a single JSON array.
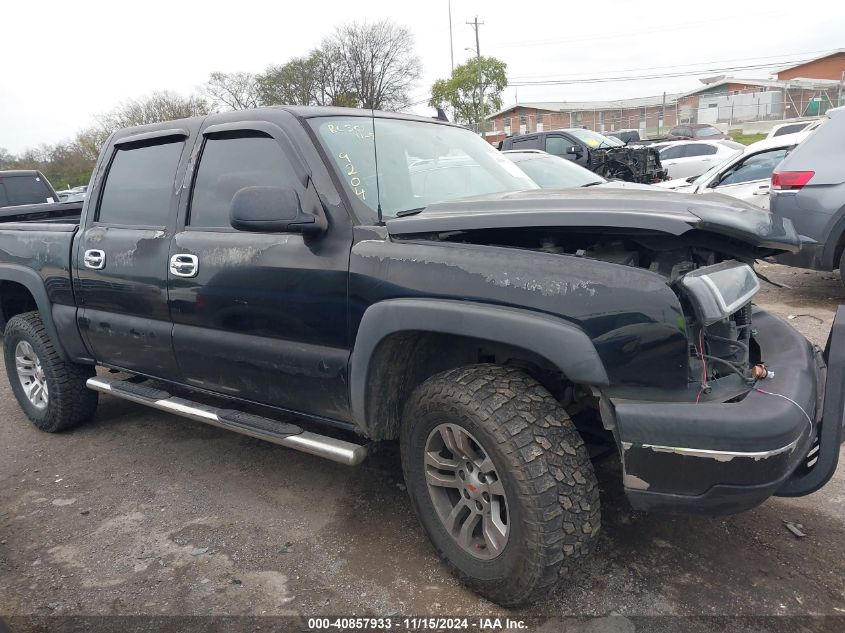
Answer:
[{"xmin": 692, "ymin": 302, "xmax": 757, "ymax": 387}]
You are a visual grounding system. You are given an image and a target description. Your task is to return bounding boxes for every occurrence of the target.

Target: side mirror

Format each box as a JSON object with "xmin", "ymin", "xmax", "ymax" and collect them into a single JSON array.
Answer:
[
  {"xmin": 229, "ymin": 186, "xmax": 326, "ymax": 235},
  {"xmin": 566, "ymin": 145, "xmax": 581, "ymax": 156}
]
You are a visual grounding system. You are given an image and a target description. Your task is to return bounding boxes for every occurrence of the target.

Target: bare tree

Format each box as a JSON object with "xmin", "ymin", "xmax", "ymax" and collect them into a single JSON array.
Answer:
[
  {"xmin": 206, "ymin": 71, "xmax": 261, "ymax": 110},
  {"xmin": 328, "ymin": 20, "xmax": 421, "ymax": 110},
  {"xmin": 98, "ymin": 91, "xmax": 213, "ymax": 133}
]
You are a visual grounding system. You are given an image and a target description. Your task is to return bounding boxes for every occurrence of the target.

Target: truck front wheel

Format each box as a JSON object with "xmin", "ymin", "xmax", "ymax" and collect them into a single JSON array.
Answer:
[
  {"xmin": 4, "ymin": 311, "xmax": 98, "ymax": 432},
  {"xmin": 400, "ymin": 364, "xmax": 600, "ymax": 606}
]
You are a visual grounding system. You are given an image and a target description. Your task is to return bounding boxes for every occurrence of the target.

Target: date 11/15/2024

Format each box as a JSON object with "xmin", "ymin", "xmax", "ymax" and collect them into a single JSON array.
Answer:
[{"xmin": 306, "ymin": 617, "xmax": 528, "ymax": 630}]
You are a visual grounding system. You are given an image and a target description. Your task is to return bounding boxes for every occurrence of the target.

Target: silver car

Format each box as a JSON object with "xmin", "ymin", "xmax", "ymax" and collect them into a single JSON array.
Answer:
[{"xmin": 770, "ymin": 106, "xmax": 845, "ymax": 278}]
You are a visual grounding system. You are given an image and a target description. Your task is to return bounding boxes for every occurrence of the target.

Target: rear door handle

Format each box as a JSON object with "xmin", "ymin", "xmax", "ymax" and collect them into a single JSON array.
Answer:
[
  {"xmin": 83, "ymin": 249, "xmax": 106, "ymax": 270},
  {"xmin": 170, "ymin": 254, "xmax": 198, "ymax": 278}
]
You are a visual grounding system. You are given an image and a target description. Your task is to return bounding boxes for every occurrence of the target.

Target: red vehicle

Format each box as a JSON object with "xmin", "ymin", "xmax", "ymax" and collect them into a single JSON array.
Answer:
[{"xmin": 666, "ymin": 124, "xmax": 731, "ymax": 140}]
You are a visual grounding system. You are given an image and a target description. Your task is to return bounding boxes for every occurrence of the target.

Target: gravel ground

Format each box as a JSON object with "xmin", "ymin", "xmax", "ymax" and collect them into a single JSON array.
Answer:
[{"xmin": 1, "ymin": 263, "xmax": 844, "ymax": 627}]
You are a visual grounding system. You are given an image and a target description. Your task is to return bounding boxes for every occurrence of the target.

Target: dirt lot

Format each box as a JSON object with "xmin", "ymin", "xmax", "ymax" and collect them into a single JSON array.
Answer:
[{"xmin": 1, "ymin": 263, "xmax": 844, "ymax": 628}]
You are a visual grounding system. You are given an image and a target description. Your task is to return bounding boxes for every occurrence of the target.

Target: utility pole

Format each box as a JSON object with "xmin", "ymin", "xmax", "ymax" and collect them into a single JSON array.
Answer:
[
  {"xmin": 448, "ymin": 0, "xmax": 454, "ymax": 73},
  {"xmin": 467, "ymin": 16, "xmax": 484, "ymax": 132}
]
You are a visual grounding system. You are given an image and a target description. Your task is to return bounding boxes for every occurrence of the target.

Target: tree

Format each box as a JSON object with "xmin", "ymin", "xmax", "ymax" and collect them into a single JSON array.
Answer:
[
  {"xmin": 206, "ymin": 72, "xmax": 261, "ymax": 110},
  {"xmin": 0, "ymin": 147, "xmax": 14, "ymax": 169},
  {"xmin": 97, "ymin": 90, "xmax": 213, "ymax": 133},
  {"xmin": 429, "ymin": 56, "xmax": 508, "ymax": 128},
  {"xmin": 328, "ymin": 20, "xmax": 421, "ymax": 110},
  {"xmin": 258, "ymin": 55, "xmax": 322, "ymax": 106}
]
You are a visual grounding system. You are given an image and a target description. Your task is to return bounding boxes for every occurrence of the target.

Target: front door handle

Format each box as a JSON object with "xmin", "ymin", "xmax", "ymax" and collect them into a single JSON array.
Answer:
[
  {"xmin": 170, "ymin": 254, "xmax": 198, "ymax": 278},
  {"xmin": 83, "ymin": 249, "xmax": 106, "ymax": 270}
]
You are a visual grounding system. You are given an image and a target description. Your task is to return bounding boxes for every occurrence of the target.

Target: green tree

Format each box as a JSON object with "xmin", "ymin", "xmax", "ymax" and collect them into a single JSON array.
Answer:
[
  {"xmin": 258, "ymin": 55, "xmax": 322, "ymax": 106},
  {"xmin": 429, "ymin": 56, "xmax": 508, "ymax": 129}
]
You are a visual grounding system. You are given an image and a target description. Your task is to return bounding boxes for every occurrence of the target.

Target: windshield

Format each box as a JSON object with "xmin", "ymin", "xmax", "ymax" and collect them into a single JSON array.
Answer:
[
  {"xmin": 695, "ymin": 126, "xmax": 722, "ymax": 137},
  {"xmin": 507, "ymin": 154, "xmax": 604, "ymax": 188},
  {"xmin": 693, "ymin": 149, "xmax": 745, "ymax": 186},
  {"xmin": 566, "ymin": 128, "xmax": 624, "ymax": 148},
  {"xmin": 310, "ymin": 117, "xmax": 537, "ymax": 221}
]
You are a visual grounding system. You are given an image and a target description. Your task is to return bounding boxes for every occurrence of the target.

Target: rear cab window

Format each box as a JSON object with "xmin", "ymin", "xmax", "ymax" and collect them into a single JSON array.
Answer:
[
  {"xmin": 97, "ymin": 139, "xmax": 184, "ymax": 226},
  {"xmin": 0, "ymin": 174, "xmax": 55, "ymax": 207}
]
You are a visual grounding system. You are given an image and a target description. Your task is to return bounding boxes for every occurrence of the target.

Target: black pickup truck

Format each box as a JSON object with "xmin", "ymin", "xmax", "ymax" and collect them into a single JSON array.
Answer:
[
  {"xmin": 501, "ymin": 128, "xmax": 667, "ymax": 183},
  {"xmin": 1, "ymin": 106, "xmax": 842, "ymax": 606}
]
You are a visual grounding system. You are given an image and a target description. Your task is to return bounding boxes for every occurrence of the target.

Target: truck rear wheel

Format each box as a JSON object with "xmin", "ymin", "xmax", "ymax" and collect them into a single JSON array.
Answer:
[
  {"xmin": 3, "ymin": 311, "xmax": 98, "ymax": 432},
  {"xmin": 400, "ymin": 364, "xmax": 600, "ymax": 606}
]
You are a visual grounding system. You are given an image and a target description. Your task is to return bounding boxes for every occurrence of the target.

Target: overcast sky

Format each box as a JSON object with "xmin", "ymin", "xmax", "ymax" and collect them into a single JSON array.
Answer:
[{"xmin": 2, "ymin": 0, "xmax": 843, "ymax": 153}]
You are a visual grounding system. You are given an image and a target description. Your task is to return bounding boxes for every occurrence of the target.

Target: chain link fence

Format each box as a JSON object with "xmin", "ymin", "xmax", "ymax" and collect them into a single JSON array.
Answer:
[{"xmin": 483, "ymin": 81, "xmax": 845, "ymax": 140}]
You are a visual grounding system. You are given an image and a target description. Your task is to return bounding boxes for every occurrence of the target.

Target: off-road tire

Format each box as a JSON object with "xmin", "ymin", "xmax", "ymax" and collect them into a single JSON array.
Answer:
[
  {"xmin": 4, "ymin": 311, "xmax": 98, "ymax": 432},
  {"xmin": 400, "ymin": 364, "xmax": 600, "ymax": 606}
]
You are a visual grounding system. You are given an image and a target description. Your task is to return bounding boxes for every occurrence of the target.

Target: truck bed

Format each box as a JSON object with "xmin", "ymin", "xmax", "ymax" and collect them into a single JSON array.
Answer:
[{"xmin": 0, "ymin": 200, "xmax": 83, "ymax": 225}]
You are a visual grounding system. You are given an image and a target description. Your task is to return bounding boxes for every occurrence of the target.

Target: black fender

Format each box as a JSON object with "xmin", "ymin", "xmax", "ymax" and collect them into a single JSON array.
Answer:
[
  {"xmin": 0, "ymin": 264, "xmax": 81, "ymax": 361},
  {"xmin": 348, "ymin": 298, "xmax": 609, "ymax": 430}
]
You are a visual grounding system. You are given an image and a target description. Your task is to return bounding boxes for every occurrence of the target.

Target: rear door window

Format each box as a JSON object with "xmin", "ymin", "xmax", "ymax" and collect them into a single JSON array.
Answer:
[
  {"xmin": 188, "ymin": 133, "xmax": 299, "ymax": 229},
  {"xmin": 683, "ymin": 144, "xmax": 717, "ymax": 158},
  {"xmin": 510, "ymin": 136, "xmax": 540, "ymax": 151},
  {"xmin": 97, "ymin": 140, "xmax": 184, "ymax": 226},
  {"xmin": 659, "ymin": 145, "xmax": 686, "ymax": 160}
]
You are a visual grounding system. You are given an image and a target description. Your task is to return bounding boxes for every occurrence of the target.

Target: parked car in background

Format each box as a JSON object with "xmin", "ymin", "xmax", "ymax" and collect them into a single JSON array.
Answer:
[
  {"xmin": 769, "ymin": 107, "xmax": 845, "ymax": 279},
  {"xmin": 501, "ymin": 129, "xmax": 666, "ymax": 183},
  {"xmin": 605, "ymin": 129, "xmax": 642, "ymax": 144},
  {"xmin": 0, "ymin": 170, "xmax": 59, "ymax": 208},
  {"xmin": 655, "ymin": 131, "xmax": 811, "ymax": 209},
  {"xmin": 766, "ymin": 119, "xmax": 823, "ymax": 139},
  {"xmin": 503, "ymin": 150, "xmax": 654, "ymax": 190},
  {"xmin": 56, "ymin": 189, "xmax": 86, "ymax": 203},
  {"xmin": 657, "ymin": 140, "xmax": 744, "ymax": 180},
  {"xmin": 666, "ymin": 124, "xmax": 731, "ymax": 141}
]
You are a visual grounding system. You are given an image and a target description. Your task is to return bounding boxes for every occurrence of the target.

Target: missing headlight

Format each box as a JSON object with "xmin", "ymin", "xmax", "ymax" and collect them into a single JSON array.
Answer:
[{"xmin": 679, "ymin": 261, "xmax": 760, "ymax": 326}]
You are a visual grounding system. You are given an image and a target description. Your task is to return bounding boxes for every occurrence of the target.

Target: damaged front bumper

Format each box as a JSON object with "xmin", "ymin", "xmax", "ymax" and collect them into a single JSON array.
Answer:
[{"xmin": 612, "ymin": 306, "xmax": 845, "ymax": 515}]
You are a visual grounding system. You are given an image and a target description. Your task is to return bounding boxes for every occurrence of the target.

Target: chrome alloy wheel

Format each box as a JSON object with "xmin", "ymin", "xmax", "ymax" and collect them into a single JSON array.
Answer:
[
  {"xmin": 15, "ymin": 340, "xmax": 48, "ymax": 410},
  {"xmin": 424, "ymin": 423, "xmax": 509, "ymax": 559}
]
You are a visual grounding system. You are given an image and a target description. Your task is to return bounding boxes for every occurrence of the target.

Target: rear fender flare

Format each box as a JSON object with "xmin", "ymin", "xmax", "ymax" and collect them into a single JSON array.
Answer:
[
  {"xmin": 0, "ymin": 264, "xmax": 68, "ymax": 359},
  {"xmin": 348, "ymin": 298, "xmax": 609, "ymax": 430}
]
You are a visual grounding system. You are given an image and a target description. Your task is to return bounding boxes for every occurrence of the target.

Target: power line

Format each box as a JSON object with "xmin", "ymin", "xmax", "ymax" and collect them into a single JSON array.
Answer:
[
  {"xmin": 506, "ymin": 59, "xmax": 816, "ymax": 87},
  {"xmin": 506, "ymin": 49, "xmax": 834, "ymax": 81},
  {"xmin": 490, "ymin": 12, "xmax": 778, "ymax": 48}
]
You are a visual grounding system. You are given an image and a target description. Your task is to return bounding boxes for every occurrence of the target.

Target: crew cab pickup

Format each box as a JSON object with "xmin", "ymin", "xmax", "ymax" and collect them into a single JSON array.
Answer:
[{"xmin": 1, "ymin": 106, "xmax": 842, "ymax": 607}]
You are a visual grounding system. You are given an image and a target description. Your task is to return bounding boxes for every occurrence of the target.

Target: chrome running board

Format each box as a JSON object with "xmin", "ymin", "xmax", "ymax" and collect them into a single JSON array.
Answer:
[{"xmin": 86, "ymin": 377, "xmax": 368, "ymax": 466}]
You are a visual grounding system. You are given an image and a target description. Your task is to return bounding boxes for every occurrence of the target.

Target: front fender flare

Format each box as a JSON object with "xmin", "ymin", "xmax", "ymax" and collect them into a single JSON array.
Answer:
[{"xmin": 348, "ymin": 298, "xmax": 609, "ymax": 428}]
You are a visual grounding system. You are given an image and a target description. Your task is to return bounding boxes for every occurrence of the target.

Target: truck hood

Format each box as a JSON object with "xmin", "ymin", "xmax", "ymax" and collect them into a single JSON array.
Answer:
[{"xmin": 386, "ymin": 188, "xmax": 800, "ymax": 252}]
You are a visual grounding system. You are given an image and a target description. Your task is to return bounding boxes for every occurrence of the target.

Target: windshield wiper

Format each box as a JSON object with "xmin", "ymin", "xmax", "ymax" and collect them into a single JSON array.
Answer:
[
  {"xmin": 582, "ymin": 181, "xmax": 605, "ymax": 187},
  {"xmin": 395, "ymin": 206, "xmax": 426, "ymax": 217}
]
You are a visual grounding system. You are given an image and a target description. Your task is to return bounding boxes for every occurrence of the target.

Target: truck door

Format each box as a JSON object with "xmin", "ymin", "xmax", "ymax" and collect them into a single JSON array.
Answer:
[
  {"xmin": 74, "ymin": 130, "xmax": 193, "ymax": 379},
  {"xmin": 167, "ymin": 120, "xmax": 353, "ymax": 422},
  {"xmin": 544, "ymin": 134, "xmax": 586, "ymax": 166}
]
